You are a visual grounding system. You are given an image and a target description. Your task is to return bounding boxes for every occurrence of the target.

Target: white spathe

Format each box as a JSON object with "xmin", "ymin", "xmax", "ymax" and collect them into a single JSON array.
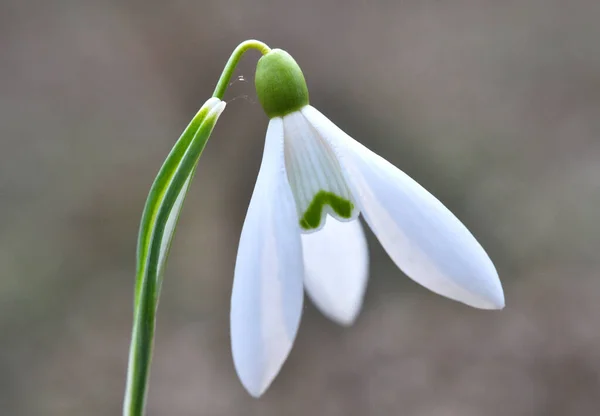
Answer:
[{"xmin": 231, "ymin": 105, "xmax": 504, "ymax": 397}]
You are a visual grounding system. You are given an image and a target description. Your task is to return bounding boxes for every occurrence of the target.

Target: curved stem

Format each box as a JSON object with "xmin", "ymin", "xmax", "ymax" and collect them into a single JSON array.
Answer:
[{"xmin": 212, "ymin": 39, "xmax": 271, "ymax": 100}]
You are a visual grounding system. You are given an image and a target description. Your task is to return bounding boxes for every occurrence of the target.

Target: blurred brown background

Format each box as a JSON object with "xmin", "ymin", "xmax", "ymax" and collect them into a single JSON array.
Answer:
[{"xmin": 2, "ymin": 0, "xmax": 600, "ymax": 415}]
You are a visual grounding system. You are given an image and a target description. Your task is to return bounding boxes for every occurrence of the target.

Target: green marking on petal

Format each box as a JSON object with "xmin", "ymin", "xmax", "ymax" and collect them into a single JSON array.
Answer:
[{"xmin": 299, "ymin": 190, "xmax": 354, "ymax": 230}]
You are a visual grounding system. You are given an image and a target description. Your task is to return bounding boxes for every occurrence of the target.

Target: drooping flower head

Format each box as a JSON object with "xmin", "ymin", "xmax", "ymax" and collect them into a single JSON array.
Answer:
[{"xmin": 231, "ymin": 48, "xmax": 504, "ymax": 397}]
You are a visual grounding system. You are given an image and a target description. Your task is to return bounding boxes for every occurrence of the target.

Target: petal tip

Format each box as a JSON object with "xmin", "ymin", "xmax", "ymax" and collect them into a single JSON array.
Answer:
[
  {"xmin": 305, "ymin": 284, "xmax": 366, "ymax": 327},
  {"xmin": 322, "ymin": 306, "xmax": 361, "ymax": 327},
  {"xmin": 232, "ymin": 353, "xmax": 277, "ymax": 399},
  {"xmin": 467, "ymin": 284, "xmax": 505, "ymax": 310},
  {"xmin": 487, "ymin": 290, "xmax": 506, "ymax": 310},
  {"xmin": 483, "ymin": 272, "xmax": 505, "ymax": 310},
  {"xmin": 338, "ymin": 313, "xmax": 360, "ymax": 327},
  {"xmin": 241, "ymin": 379, "xmax": 268, "ymax": 399}
]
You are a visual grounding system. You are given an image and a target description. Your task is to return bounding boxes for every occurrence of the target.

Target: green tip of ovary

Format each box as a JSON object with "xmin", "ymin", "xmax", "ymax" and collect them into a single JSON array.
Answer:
[
  {"xmin": 255, "ymin": 49, "xmax": 310, "ymax": 118},
  {"xmin": 299, "ymin": 191, "xmax": 354, "ymax": 230}
]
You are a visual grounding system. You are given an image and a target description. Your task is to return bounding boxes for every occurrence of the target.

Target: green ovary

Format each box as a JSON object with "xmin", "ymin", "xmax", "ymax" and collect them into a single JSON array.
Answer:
[{"xmin": 299, "ymin": 190, "xmax": 354, "ymax": 230}]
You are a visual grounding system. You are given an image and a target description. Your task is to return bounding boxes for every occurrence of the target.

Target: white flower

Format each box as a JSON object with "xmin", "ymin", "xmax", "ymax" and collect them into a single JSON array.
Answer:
[{"xmin": 230, "ymin": 49, "xmax": 504, "ymax": 398}]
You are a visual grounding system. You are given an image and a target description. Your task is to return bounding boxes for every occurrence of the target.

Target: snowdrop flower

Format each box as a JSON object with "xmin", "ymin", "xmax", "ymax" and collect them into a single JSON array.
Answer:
[{"xmin": 231, "ymin": 49, "xmax": 504, "ymax": 397}]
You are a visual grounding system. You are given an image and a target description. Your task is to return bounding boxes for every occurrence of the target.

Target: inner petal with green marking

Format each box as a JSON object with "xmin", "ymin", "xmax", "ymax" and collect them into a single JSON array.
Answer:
[{"xmin": 282, "ymin": 110, "xmax": 359, "ymax": 233}]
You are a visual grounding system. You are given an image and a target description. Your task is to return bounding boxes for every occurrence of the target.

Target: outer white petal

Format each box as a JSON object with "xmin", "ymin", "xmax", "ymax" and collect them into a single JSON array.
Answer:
[
  {"xmin": 302, "ymin": 106, "xmax": 504, "ymax": 310},
  {"xmin": 231, "ymin": 118, "xmax": 304, "ymax": 397},
  {"xmin": 301, "ymin": 216, "xmax": 369, "ymax": 326}
]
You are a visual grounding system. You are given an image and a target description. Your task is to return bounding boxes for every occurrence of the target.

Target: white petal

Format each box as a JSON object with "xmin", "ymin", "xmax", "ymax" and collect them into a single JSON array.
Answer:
[
  {"xmin": 231, "ymin": 118, "xmax": 304, "ymax": 397},
  {"xmin": 303, "ymin": 106, "xmax": 504, "ymax": 310},
  {"xmin": 302, "ymin": 216, "xmax": 369, "ymax": 326}
]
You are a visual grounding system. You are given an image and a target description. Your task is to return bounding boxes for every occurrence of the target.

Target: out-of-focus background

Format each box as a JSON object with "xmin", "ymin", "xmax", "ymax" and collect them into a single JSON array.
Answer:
[{"xmin": 2, "ymin": 0, "xmax": 600, "ymax": 414}]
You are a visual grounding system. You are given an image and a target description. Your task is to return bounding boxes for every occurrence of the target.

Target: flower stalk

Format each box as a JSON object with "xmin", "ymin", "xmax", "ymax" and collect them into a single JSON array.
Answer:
[{"xmin": 212, "ymin": 39, "xmax": 271, "ymax": 100}]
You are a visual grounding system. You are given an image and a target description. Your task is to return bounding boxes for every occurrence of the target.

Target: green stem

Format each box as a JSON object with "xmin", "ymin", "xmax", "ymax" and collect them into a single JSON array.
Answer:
[{"xmin": 212, "ymin": 39, "xmax": 271, "ymax": 100}]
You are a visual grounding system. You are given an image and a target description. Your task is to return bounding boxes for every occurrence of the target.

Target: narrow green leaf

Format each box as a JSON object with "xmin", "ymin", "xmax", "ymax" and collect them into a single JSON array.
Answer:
[
  {"xmin": 124, "ymin": 98, "xmax": 226, "ymax": 416},
  {"xmin": 134, "ymin": 97, "xmax": 222, "ymax": 303}
]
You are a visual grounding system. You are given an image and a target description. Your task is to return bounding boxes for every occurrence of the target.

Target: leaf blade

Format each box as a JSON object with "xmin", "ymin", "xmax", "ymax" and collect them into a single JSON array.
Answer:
[{"xmin": 124, "ymin": 99, "xmax": 226, "ymax": 416}]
